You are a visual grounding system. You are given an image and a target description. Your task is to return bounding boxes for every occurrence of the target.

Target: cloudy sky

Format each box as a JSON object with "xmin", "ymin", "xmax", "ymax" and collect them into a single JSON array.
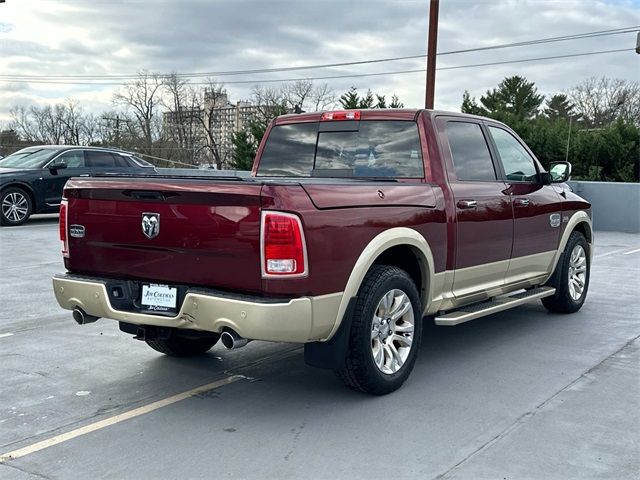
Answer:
[{"xmin": 0, "ymin": 0, "xmax": 639, "ymax": 123}]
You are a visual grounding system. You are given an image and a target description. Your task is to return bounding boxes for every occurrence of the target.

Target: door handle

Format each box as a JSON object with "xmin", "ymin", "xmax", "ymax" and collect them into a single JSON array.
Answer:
[
  {"xmin": 457, "ymin": 199, "xmax": 477, "ymax": 209},
  {"xmin": 514, "ymin": 198, "xmax": 530, "ymax": 207}
]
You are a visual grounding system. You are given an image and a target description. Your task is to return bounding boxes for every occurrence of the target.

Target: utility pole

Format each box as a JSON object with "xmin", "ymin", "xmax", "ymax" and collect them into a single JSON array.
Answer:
[{"xmin": 425, "ymin": 0, "xmax": 440, "ymax": 109}]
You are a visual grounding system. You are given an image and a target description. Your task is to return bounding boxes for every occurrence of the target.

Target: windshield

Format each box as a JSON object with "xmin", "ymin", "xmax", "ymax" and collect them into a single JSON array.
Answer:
[
  {"xmin": 256, "ymin": 120, "xmax": 424, "ymax": 178},
  {"xmin": 0, "ymin": 148, "xmax": 58, "ymax": 168}
]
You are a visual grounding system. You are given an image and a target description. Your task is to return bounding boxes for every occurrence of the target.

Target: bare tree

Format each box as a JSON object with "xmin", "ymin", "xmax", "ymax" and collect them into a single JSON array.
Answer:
[
  {"xmin": 9, "ymin": 105, "xmax": 38, "ymax": 141},
  {"xmin": 10, "ymin": 101, "xmax": 102, "ymax": 146},
  {"xmin": 113, "ymin": 70, "xmax": 164, "ymax": 152},
  {"xmin": 80, "ymin": 112, "xmax": 101, "ymax": 145},
  {"xmin": 162, "ymin": 73, "xmax": 189, "ymax": 148},
  {"xmin": 59, "ymin": 99, "xmax": 84, "ymax": 145},
  {"xmin": 251, "ymin": 85, "xmax": 287, "ymax": 121},
  {"xmin": 309, "ymin": 82, "xmax": 336, "ymax": 111},
  {"xmin": 567, "ymin": 77, "xmax": 640, "ymax": 127},
  {"xmin": 25, "ymin": 104, "xmax": 66, "ymax": 144},
  {"xmin": 281, "ymin": 80, "xmax": 336, "ymax": 112},
  {"xmin": 161, "ymin": 73, "xmax": 204, "ymax": 163}
]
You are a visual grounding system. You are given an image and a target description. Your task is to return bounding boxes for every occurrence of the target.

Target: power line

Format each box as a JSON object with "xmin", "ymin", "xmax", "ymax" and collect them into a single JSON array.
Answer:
[
  {"xmin": 0, "ymin": 26, "xmax": 637, "ymax": 81},
  {"xmin": 1, "ymin": 48, "xmax": 633, "ymax": 86}
]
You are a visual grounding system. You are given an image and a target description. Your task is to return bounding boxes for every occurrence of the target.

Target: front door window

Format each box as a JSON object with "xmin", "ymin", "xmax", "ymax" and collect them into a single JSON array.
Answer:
[{"xmin": 488, "ymin": 126, "xmax": 537, "ymax": 182}]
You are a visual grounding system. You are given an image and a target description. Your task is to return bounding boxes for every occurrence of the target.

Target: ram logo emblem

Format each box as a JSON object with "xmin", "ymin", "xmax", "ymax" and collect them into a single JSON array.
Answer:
[
  {"xmin": 142, "ymin": 213, "xmax": 160, "ymax": 239},
  {"xmin": 549, "ymin": 213, "xmax": 561, "ymax": 228}
]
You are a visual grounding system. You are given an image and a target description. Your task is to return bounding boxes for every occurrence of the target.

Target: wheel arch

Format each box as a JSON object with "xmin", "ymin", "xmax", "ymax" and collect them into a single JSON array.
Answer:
[
  {"xmin": 572, "ymin": 220, "xmax": 592, "ymax": 245},
  {"xmin": 545, "ymin": 211, "xmax": 593, "ymax": 283},
  {"xmin": 326, "ymin": 227, "xmax": 435, "ymax": 340}
]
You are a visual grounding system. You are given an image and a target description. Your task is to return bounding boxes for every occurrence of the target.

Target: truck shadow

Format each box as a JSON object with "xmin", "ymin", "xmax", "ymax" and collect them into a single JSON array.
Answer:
[
  {"xmin": 23, "ymin": 214, "xmax": 60, "ymax": 226},
  {"xmin": 148, "ymin": 301, "xmax": 564, "ymax": 401}
]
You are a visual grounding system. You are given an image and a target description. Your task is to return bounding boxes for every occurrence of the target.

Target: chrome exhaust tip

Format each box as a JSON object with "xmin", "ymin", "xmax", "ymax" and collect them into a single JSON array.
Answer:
[
  {"xmin": 73, "ymin": 307, "xmax": 99, "ymax": 325},
  {"xmin": 220, "ymin": 330, "xmax": 249, "ymax": 350}
]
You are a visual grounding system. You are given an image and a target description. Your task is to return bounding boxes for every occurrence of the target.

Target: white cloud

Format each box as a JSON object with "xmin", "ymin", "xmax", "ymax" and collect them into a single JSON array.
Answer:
[{"xmin": 0, "ymin": 0, "xmax": 638, "ymax": 121}]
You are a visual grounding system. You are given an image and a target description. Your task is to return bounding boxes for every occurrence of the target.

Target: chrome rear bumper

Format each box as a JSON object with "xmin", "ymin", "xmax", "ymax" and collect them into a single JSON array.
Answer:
[{"xmin": 52, "ymin": 274, "xmax": 342, "ymax": 343}]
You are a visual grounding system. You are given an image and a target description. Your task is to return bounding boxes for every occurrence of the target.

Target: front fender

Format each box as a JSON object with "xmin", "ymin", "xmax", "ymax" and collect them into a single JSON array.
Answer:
[{"xmin": 545, "ymin": 210, "xmax": 593, "ymax": 283}]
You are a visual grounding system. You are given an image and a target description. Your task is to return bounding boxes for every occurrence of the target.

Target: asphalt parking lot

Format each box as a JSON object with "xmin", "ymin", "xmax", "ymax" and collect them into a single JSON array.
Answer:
[{"xmin": 1, "ymin": 215, "xmax": 638, "ymax": 480}]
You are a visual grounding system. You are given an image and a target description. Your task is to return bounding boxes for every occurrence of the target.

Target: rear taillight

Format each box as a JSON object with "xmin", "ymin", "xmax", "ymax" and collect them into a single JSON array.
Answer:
[
  {"xmin": 60, "ymin": 199, "xmax": 69, "ymax": 258},
  {"xmin": 320, "ymin": 110, "xmax": 361, "ymax": 121},
  {"xmin": 261, "ymin": 211, "xmax": 307, "ymax": 277}
]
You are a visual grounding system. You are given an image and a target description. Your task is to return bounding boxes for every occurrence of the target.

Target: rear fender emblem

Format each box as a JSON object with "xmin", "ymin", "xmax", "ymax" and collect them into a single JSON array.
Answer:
[
  {"xmin": 142, "ymin": 213, "xmax": 160, "ymax": 239},
  {"xmin": 69, "ymin": 224, "xmax": 85, "ymax": 238},
  {"xmin": 549, "ymin": 213, "xmax": 561, "ymax": 228}
]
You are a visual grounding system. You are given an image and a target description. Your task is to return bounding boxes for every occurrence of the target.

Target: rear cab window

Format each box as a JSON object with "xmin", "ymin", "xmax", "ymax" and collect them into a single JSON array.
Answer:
[{"xmin": 257, "ymin": 120, "xmax": 424, "ymax": 178}]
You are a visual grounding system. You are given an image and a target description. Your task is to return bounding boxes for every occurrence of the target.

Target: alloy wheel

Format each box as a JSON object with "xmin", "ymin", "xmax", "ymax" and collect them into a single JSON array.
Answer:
[
  {"xmin": 568, "ymin": 244, "xmax": 587, "ymax": 301},
  {"xmin": 2, "ymin": 192, "xmax": 29, "ymax": 223},
  {"xmin": 370, "ymin": 288, "xmax": 415, "ymax": 375}
]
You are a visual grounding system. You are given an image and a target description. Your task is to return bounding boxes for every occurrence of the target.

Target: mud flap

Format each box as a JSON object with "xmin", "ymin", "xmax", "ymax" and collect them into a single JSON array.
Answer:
[{"xmin": 304, "ymin": 297, "xmax": 356, "ymax": 370}]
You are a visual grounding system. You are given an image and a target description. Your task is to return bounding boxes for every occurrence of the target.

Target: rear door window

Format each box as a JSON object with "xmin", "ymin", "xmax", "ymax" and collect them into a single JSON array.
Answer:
[
  {"xmin": 86, "ymin": 151, "xmax": 117, "ymax": 168},
  {"xmin": 257, "ymin": 120, "xmax": 424, "ymax": 178},
  {"xmin": 445, "ymin": 122, "xmax": 496, "ymax": 181},
  {"xmin": 110, "ymin": 154, "xmax": 130, "ymax": 167}
]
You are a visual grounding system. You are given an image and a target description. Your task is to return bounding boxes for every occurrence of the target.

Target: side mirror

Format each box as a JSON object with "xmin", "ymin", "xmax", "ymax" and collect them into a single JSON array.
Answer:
[
  {"xmin": 548, "ymin": 161, "xmax": 571, "ymax": 183},
  {"xmin": 48, "ymin": 160, "xmax": 68, "ymax": 174}
]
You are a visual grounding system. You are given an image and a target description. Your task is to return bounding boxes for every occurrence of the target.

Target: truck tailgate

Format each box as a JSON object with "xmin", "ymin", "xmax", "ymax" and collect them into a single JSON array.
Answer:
[{"xmin": 64, "ymin": 177, "xmax": 263, "ymax": 293}]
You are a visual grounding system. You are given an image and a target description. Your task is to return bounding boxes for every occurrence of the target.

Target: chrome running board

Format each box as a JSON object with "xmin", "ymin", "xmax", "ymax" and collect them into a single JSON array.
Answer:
[{"xmin": 434, "ymin": 286, "xmax": 556, "ymax": 326}]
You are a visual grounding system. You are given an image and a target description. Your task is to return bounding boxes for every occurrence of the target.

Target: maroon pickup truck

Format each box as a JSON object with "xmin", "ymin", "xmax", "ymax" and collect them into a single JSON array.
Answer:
[{"xmin": 53, "ymin": 109, "xmax": 592, "ymax": 394}]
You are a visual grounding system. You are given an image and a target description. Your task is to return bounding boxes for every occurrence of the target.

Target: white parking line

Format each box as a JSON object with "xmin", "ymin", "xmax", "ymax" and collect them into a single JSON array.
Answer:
[
  {"xmin": 0, "ymin": 375, "xmax": 243, "ymax": 463},
  {"xmin": 623, "ymin": 248, "xmax": 640, "ymax": 255},
  {"xmin": 0, "ymin": 333, "xmax": 14, "ymax": 339},
  {"xmin": 593, "ymin": 248, "xmax": 634, "ymax": 260}
]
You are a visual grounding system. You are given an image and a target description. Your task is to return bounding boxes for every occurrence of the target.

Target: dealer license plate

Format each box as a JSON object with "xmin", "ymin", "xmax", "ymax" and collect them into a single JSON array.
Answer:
[{"xmin": 141, "ymin": 283, "xmax": 178, "ymax": 313}]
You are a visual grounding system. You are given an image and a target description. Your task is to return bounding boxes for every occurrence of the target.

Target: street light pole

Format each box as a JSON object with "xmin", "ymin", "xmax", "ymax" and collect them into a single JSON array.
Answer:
[{"xmin": 425, "ymin": 0, "xmax": 440, "ymax": 109}]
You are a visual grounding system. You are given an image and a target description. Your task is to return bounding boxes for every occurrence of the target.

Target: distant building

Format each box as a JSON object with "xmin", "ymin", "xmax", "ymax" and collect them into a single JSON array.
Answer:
[
  {"xmin": 203, "ymin": 92, "xmax": 262, "ymax": 167},
  {"xmin": 162, "ymin": 107, "xmax": 204, "ymax": 152},
  {"xmin": 163, "ymin": 92, "xmax": 263, "ymax": 167}
]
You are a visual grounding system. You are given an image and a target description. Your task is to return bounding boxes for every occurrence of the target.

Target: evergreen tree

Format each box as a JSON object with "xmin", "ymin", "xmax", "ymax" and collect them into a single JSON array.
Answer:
[
  {"xmin": 359, "ymin": 89, "xmax": 375, "ymax": 109},
  {"xmin": 544, "ymin": 94, "xmax": 576, "ymax": 121},
  {"xmin": 479, "ymin": 75, "xmax": 544, "ymax": 120},
  {"xmin": 338, "ymin": 87, "xmax": 403, "ymax": 109},
  {"xmin": 389, "ymin": 94, "xmax": 404, "ymax": 108},
  {"xmin": 461, "ymin": 91, "xmax": 486, "ymax": 115},
  {"xmin": 459, "ymin": 75, "xmax": 639, "ymax": 182},
  {"xmin": 229, "ymin": 130, "xmax": 256, "ymax": 170},
  {"xmin": 339, "ymin": 87, "xmax": 360, "ymax": 109}
]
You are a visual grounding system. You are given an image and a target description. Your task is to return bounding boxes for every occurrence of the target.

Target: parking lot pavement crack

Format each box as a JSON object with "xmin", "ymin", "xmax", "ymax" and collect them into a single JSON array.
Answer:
[
  {"xmin": 0, "ymin": 461, "xmax": 52, "ymax": 480},
  {"xmin": 434, "ymin": 334, "xmax": 640, "ymax": 480}
]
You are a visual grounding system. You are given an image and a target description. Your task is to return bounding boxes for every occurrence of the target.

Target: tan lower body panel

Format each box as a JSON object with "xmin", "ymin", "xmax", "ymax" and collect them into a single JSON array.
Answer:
[
  {"xmin": 427, "ymin": 251, "xmax": 555, "ymax": 314},
  {"xmin": 52, "ymin": 275, "xmax": 342, "ymax": 343}
]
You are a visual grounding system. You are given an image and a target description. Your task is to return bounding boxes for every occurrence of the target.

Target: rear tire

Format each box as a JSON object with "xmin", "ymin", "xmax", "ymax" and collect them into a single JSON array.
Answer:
[
  {"xmin": 1, "ymin": 187, "xmax": 33, "ymax": 226},
  {"xmin": 335, "ymin": 265, "xmax": 422, "ymax": 395},
  {"xmin": 542, "ymin": 231, "xmax": 590, "ymax": 313},
  {"xmin": 146, "ymin": 333, "xmax": 219, "ymax": 357}
]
